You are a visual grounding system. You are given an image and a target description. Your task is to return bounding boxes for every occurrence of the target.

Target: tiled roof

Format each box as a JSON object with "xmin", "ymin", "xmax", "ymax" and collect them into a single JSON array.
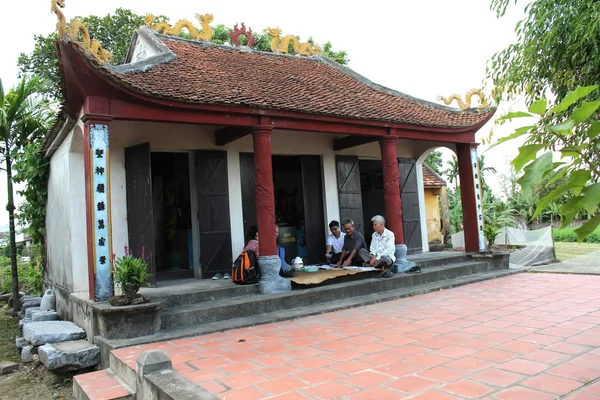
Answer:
[
  {"xmin": 98, "ymin": 30, "xmax": 493, "ymax": 129},
  {"xmin": 423, "ymin": 164, "xmax": 446, "ymax": 188}
]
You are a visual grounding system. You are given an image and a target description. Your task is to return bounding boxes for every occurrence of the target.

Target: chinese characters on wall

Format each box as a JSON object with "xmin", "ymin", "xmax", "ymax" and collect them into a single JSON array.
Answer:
[
  {"xmin": 90, "ymin": 124, "xmax": 113, "ymax": 300},
  {"xmin": 470, "ymin": 148, "xmax": 486, "ymax": 252}
]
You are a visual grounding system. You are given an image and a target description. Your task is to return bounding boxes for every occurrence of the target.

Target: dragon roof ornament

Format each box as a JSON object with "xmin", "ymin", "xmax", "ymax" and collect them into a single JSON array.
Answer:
[
  {"xmin": 144, "ymin": 13, "xmax": 214, "ymax": 41},
  {"xmin": 51, "ymin": 0, "xmax": 112, "ymax": 63},
  {"xmin": 438, "ymin": 89, "xmax": 490, "ymax": 111}
]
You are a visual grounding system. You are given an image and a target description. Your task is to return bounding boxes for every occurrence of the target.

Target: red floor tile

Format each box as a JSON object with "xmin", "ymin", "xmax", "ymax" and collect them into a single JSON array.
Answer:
[
  {"xmin": 385, "ymin": 375, "xmax": 439, "ymax": 394},
  {"xmin": 545, "ymin": 342, "xmax": 591, "ymax": 355},
  {"xmin": 337, "ymin": 370, "xmax": 393, "ymax": 389},
  {"xmin": 565, "ymin": 393, "xmax": 600, "ymax": 400},
  {"xmin": 547, "ymin": 362, "xmax": 600, "ymax": 382},
  {"xmin": 220, "ymin": 385, "xmax": 268, "ymax": 400},
  {"xmin": 258, "ymin": 364, "xmax": 304, "ymax": 379},
  {"xmin": 444, "ymin": 356, "xmax": 495, "ymax": 372},
  {"xmin": 346, "ymin": 386, "xmax": 406, "ymax": 400},
  {"xmin": 409, "ymin": 390, "xmax": 463, "ymax": 400},
  {"xmin": 329, "ymin": 360, "xmax": 374, "ymax": 374},
  {"xmin": 302, "ymin": 381, "xmax": 356, "ymax": 399},
  {"xmin": 294, "ymin": 368, "xmax": 344, "ymax": 384},
  {"xmin": 440, "ymin": 379, "xmax": 494, "ymax": 398},
  {"xmin": 471, "ymin": 367, "xmax": 525, "ymax": 386},
  {"xmin": 404, "ymin": 353, "xmax": 452, "ymax": 368},
  {"xmin": 417, "ymin": 366, "xmax": 471, "ymax": 382},
  {"xmin": 521, "ymin": 373, "xmax": 585, "ymax": 395},
  {"xmin": 255, "ymin": 377, "xmax": 307, "ymax": 396},
  {"xmin": 493, "ymin": 385, "xmax": 557, "ymax": 400},
  {"xmin": 472, "ymin": 348, "xmax": 517, "ymax": 362}
]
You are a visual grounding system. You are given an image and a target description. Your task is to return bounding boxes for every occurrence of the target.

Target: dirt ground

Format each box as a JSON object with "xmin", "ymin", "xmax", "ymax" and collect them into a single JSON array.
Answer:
[{"xmin": 0, "ymin": 307, "xmax": 73, "ymax": 399}]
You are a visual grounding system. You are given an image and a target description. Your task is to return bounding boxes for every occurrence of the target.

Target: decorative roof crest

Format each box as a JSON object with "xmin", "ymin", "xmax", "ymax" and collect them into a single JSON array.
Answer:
[
  {"xmin": 266, "ymin": 27, "xmax": 320, "ymax": 57},
  {"xmin": 230, "ymin": 23, "xmax": 255, "ymax": 47},
  {"xmin": 144, "ymin": 13, "xmax": 214, "ymax": 41},
  {"xmin": 438, "ymin": 89, "xmax": 490, "ymax": 111},
  {"xmin": 51, "ymin": 0, "xmax": 112, "ymax": 63}
]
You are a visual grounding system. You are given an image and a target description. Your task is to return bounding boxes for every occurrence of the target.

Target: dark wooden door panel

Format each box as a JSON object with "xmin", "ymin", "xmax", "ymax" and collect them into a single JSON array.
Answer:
[
  {"xmin": 398, "ymin": 158, "xmax": 423, "ymax": 254},
  {"xmin": 196, "ymin": 151, "xmax": 232, "ymax": 277},
  {"xmin": 336, "ymin": 156, "xmax": 364, "ymax": 235},
  {"xmin": 125, "ymin": 142, "xmax": 156, "ymax": 286},
  {"xmin": 301, "ymin": 155, "xmax": 326, "ymax": 265}
]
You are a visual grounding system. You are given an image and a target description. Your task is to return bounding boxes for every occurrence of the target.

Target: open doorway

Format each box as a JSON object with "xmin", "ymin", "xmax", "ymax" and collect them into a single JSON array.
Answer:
[
  {"xmin": 151, "ymin": 152, "xmax": 193, "ymax": 280},
  {"xmin": 273, "ymin": 156, "xmax": 306, "ymax": 265}
]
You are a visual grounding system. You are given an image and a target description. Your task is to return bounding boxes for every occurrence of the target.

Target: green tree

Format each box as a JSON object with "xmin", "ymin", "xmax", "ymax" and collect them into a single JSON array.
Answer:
[
  {"xmin": 488, "ymin": 0, "xmax": 600, "ymax": 104},
  {"xmin": 444, "ymin": 156, "xmax": 460, "ymax": 186},
  {"xmin": 0, "ymin": 76, "xmax": 51, "ymax": 316},
  {"xmin": 424, "ymin": 150, "xmax": 444, "ymax": 175},
  {"xmin": 18, "ymin": 10, "xmax": 349, "ymax": 101}
]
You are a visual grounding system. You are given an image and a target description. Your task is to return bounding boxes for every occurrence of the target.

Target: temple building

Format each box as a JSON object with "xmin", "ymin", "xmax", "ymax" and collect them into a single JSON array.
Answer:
[{"xmin": 43, "ymin": 3, "xmax": 493, "ymax": 308}]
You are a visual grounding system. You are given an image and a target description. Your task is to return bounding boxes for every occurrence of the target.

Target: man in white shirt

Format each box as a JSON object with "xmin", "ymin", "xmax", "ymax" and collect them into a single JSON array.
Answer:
[
  {"xmin": 325, "ymin": 220, "xmax": 345, "ymax": 264},
  {"xmin": 368, "ymin": 215, "xmax": 396, "ymax": 278}
]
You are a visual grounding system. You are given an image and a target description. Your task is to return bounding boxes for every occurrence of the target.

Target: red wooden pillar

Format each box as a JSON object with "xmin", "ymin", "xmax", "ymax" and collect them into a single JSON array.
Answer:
[
  {"xmin": 379, "ymin": 138, "xmax": 405, "ymax": 244},
  {"xmin": 457, "ymin": 143, "xmax": 484, "ymax": 253},
  {"xmin": 252, "ymin": 125, "xmax": 277, "ymax": 256}
]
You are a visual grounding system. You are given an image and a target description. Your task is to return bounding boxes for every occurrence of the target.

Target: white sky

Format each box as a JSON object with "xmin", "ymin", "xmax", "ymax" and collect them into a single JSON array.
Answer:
[{"xmin": 0, "ymin": 0, "xmax": 527, "ymax": 227}]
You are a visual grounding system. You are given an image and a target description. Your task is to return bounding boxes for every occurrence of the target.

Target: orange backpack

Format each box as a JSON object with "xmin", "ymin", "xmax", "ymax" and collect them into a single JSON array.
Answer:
[{"xmin": 232, "ymin": 250, "xmax": 259, "ymax": 284}]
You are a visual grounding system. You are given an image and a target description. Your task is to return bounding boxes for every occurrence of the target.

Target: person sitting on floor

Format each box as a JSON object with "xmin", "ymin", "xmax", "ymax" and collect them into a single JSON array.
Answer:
[
  {"xmin": 368, "ymin": 215, "xmax": 396, "ymax": 279},
  {"xmin": 336, "ymin": 219, "xmax": 371, "ymax": 267},
  {"xmin": 325, "ymin": 220, "xmax": 345, "ymax": 264},
  {"xmin": 275, "ymin": 225, "xmax": 295, "ymax": 277},
  {"xmin": 243, "ymin": 225, "xmax": 259, "ymax": 256}
]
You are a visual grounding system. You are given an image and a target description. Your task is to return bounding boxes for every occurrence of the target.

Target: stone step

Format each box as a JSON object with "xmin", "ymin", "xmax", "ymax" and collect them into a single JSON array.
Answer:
[
  {"xmin": 39, "ymin": 340, "xmax": 100, "ymax": 371},
  {"xmin": 159, "ymin": 260, "xmax": 490, "ymax": 330},
  {"xmin": 146, "ymin": 282, "xmax": 259, "ymax": 309},
  {"xmin": 23, "ymin": 321, "xmax": 86, "ymax": 346},
  {"xmin": 98, "ymin": 266, "xmax": 523, "ymax": 353},
  {"xmin": 408, "ymin": 252, "xmax": 468, "ymax": 268},
  {"xmin": 73, "ymin": 368, "xmax": 134, "ymax": 400}
]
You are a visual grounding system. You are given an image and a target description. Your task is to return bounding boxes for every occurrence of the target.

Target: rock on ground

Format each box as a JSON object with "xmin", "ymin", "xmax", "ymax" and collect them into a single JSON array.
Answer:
[
  {"xmin": 15, "ymin": 337, "xmax": 29, "ymax": 350},
  {"xmin": 21, "ymin": 345, "xmax": 34, "ymax": 363},
  {"xmin": 31, "ymin": 311, "xmax": 59, "ymax": 322},
  {"xmin": 38, "ymin": 340, "xmax": 100, "ymax": 371},
  {"xmin": 0, "ymin": 361, "xmax": 19, "ymax": 375},
  {"xmin": 23, "ymin": 321, "xmax": 86, "ymax": 346},
  {"xmin": 25, "ymin": 307, "xmax": 42, "ymax": 319}
]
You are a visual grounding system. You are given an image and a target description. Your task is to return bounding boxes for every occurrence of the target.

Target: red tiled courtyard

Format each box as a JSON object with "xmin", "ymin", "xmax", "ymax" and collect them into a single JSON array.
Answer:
[{"xmin": 111, "ymin": 273, "xmax": 600, "ymax": 399}]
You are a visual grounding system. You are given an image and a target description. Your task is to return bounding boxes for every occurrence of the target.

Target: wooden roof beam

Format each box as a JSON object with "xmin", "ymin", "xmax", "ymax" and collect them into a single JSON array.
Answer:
[
  {"xmin": 333, "ymin": 135, "xmax": 381, "ymax": 151},
  {"xmin": 215, "ymin": 126, "xmax": 252, "ymax": 146}
]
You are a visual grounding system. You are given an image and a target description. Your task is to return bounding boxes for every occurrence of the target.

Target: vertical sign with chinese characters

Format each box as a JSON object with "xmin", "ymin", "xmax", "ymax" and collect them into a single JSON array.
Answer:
[
  {"xmin": 90, "ymin": 124, "xmax": 113, "ymax": 300},
  {"xmin": 470, "ymin": 148, "xmax": 486, "ymax": 252}
]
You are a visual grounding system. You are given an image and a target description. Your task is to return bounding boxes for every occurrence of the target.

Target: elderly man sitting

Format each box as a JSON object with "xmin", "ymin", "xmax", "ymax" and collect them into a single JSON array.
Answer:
[{"xmin": 368, "ymin": 215, "xmax": 396, "ymax": 279}]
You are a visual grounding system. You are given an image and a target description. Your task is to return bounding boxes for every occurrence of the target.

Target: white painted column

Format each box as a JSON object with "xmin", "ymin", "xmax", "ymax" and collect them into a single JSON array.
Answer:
[
  {"xmin": 188, "ymin": 152, "xmax": 202, "ymax": 278},
  {"xmin": 322, "ymin": 153, "xmax": 340, "ymax": 235},
  {"xmin": 227, "ymin": 150, "xmax": 245, "ymax": 258},
  {"xmin": 415, "ymin": 159, "xmax": 430, "ymax": 252}
]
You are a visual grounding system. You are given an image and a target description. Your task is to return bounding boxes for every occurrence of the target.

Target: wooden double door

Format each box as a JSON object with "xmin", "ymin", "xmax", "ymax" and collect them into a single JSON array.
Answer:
[
  {"xmin": 336, "ymin": 156, "xmax": 423, "ymax": 254},
  {"xmin": 125, "ymin": 144, "xmax": 232, "ymax": 283}
]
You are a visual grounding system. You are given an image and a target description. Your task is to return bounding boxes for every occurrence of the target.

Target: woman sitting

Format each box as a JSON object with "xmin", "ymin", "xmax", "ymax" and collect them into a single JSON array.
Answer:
[{"xmin": 244, "ymin": 225, "xmax": 259, "ymax": 256}]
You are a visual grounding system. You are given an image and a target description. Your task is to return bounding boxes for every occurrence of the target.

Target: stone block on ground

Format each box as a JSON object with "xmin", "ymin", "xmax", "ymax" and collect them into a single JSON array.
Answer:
[
  {"xmin": 0, "ymin": 361, "xmax": 19, "ymax": 375},
  {"xmin": 19, "ymin": 318, "xmax": 31, "ymax": 329},
  {"xmin": 20, "ymin": 296, "xmax": 41, "ymax": 306},
  {"xmin": 23, "ymin": 321, "xmax": 86, "ymax": 346},
  {"xmin": 21, "ymin": 345, "xmax": 34, "ymax": 363},
  {"xmin": 25, "ymin": 307, "xmax": 42, "ymax": 319},
  {"xmin": 32, "ymin": 311, "xmax": 59, "ymax": 322},
  {"xmin": 38, "ymin": 340, "xmax": 100, "ymax": 371},
  {"xmin": 21, "ymin": 300, "xmax": 41, "ymax": 313},
  {"xmin": 15, "ymin": 337, "xmax": 28, "ymax": 350}
]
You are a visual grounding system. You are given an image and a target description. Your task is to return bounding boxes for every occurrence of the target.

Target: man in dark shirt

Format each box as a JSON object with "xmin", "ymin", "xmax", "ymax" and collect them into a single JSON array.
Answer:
[{"xmin": 336, "ymin": 219, "xmax": 371, "ymax": 267}]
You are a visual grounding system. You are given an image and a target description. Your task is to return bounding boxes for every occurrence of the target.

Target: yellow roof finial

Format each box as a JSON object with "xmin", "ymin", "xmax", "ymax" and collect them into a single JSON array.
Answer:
[{"xmin": 51, "ymin": 0, "xmax": 113, "ymax": 63}]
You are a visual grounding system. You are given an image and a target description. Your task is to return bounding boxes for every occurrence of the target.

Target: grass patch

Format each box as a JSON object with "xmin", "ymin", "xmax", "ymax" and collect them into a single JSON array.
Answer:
[
  {"xmin": 0, "ymin": 307, "xmax": 21, "ymax": 363},
  {"xmin": 554, "ymin": 226, "xmax": 600, "ymax": 243},
  {"xmin": 554, "ymin": 242, "xmax": 600, "ymax": 261}
]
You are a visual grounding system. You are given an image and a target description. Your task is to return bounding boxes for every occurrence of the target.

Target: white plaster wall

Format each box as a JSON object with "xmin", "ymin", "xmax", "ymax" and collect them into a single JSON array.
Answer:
[
  {"xmin": 107, "ymin": 121, "xmax": 422, "ymax": 260},
  {"xmin": 46, "ymin": 131, "xmax": 74, "ymax": 291},
  {"xmin": 69, "ymin": 125, "xmax": 89, "ymax": 293}
]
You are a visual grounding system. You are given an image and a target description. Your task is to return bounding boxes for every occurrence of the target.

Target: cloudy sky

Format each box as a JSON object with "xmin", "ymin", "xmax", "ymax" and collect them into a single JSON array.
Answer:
[{"xmin": 0, "ymin": 0, "xmax": 526, "ymax": 228}]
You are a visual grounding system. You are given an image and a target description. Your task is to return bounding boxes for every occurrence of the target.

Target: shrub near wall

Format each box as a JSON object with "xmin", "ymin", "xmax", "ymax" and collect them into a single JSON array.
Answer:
[{"xmin": 554, "ymin": 227, "xmax": 600, "ymax": 243}]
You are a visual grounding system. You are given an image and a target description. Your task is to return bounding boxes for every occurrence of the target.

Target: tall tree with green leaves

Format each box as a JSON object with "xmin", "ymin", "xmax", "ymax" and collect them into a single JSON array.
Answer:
[
  {"xmin": 488, "ymin": 0, "xmax": 600, "ymax": 104},
  {"xmin": 424, "ymin": 150, "xmax": 444, "ymax": 175},
  {"xmin": 488, "ymin": 0, "xmax": 600, "ymax": 241},
  {"xmin": 18, "ymin": 9, "xmax": 349, "ymax": 101},
  {"xmin": 0, "ymin": 76, "xmax": 51, "ymax": 316}
]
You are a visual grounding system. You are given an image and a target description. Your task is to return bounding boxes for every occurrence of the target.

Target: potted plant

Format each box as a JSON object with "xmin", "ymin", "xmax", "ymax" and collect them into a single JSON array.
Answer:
[{"xmin": 110, "ymin": 246, "xmax": 151, "ymax": 306}]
